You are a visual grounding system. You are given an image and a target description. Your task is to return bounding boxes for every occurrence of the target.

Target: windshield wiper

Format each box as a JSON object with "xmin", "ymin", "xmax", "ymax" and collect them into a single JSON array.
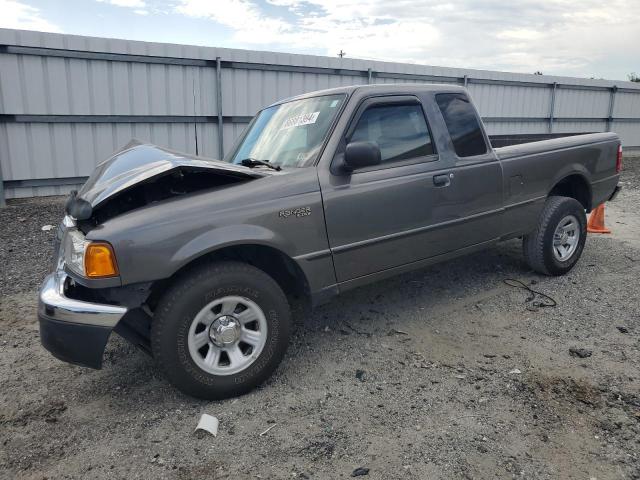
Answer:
[{"xmin": 240, "ymin": 158, "xmax": 281, "ymax": 171}]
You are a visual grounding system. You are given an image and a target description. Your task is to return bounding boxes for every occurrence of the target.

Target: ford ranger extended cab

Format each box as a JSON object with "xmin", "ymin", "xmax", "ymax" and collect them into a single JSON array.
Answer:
[{"xmin": 39, "ymin": 84, "xmax": 622, "ymax": 399}]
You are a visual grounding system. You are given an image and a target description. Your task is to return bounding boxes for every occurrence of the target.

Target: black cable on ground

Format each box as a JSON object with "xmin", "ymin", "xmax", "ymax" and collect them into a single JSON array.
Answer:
[{"xmin": 503, "ymin": 278, "xmax": 558, "ymax": 310}]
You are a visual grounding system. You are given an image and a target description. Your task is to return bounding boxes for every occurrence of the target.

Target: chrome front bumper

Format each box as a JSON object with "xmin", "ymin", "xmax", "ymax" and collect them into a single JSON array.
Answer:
[
  {"xmin": 38, "ymin": 271, "xmax": 128, "ymax": 368},
  {"xmin": 39, "ymin": 271, "xmax": 127, "ymax": 327}
]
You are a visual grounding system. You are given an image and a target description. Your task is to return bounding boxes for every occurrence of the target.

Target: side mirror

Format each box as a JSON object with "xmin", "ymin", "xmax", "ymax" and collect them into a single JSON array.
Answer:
[{"xmin": 343, "ymin": 141, "xmax": 381, "ymax": 172}]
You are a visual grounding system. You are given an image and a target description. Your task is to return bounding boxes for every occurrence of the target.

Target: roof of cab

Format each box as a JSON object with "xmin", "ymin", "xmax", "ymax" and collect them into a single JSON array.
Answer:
[{"xmin": 267, "ymin": 83, "xmax": 467, "ymax": 108}]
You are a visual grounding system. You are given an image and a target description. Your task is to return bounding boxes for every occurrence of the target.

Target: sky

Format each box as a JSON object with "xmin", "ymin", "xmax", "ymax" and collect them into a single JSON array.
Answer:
[{"xmin": 1, "ymin": 0, "xmax": 639, "ymax": 81}]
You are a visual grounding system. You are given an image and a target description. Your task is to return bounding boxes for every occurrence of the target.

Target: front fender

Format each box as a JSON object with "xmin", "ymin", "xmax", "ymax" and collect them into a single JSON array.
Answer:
[{"xmin": 170, "ymin": 224, "xmax": 296, "ymax": 273}]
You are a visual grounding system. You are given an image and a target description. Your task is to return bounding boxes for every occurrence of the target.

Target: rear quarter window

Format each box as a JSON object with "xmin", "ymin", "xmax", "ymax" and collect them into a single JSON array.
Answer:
[{"xmin": 436, "ymin": 93, "xmax": 487, "ymax": 158}]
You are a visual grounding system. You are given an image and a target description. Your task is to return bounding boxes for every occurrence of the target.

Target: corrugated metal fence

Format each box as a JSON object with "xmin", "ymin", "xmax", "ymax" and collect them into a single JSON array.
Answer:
[{"xmin": 1, "ymin": 28, "xmax": 640, "ymax": 203}]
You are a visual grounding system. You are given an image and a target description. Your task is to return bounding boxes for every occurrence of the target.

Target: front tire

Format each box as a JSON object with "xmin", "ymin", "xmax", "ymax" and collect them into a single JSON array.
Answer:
[
  {"xmin": 151, "ymin": 261, "xmax": 291, "ymax": 399},
  {"xmin": 523, "ymin": 196, "xmax": 587, "ymax": 276}
]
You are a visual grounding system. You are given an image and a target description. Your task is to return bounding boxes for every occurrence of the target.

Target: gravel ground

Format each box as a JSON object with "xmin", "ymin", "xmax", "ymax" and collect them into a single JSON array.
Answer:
[
  {"xmin": 0, "ymin": 196, "xmax": 66, "ymax": 297},
  {"xmin": 1, "ymin": 157, "xmax": 639, "ymax": 479}
]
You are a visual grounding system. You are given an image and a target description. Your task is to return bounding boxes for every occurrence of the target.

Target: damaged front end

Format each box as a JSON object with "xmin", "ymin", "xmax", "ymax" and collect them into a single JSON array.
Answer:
[
  {"xmin": 66, "ymin": 140, "xmax": 270, "ymax": 229},
  {"xmin": 41, "ymin": 141, "xmax": 271, "ymax": 369}
]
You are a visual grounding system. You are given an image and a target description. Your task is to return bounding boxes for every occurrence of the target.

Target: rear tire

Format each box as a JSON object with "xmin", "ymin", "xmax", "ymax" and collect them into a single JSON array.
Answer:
[
  {"xmin": 151, "ymin": 261, "xmax": 291, "ymax": 399},
  {"xmin": 523, "ymin": 196, "xmax": 587, "ymax": 276}
]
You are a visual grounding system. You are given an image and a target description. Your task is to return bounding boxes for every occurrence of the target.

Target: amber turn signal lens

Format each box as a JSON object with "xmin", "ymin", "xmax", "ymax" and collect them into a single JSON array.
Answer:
[{"xmin": 84, "ymin": 242, "xmax": 119, "ymax": 278}]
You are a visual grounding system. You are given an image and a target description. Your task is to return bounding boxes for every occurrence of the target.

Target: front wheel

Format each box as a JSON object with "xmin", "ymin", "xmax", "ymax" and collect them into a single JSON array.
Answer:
[
  {"xmin": 523, "ymin": 196, "xmax": 587, "ymax": 276},
  {"xmin": 151, "ymin": 261, "xmax": 291, "ymax": 399}
]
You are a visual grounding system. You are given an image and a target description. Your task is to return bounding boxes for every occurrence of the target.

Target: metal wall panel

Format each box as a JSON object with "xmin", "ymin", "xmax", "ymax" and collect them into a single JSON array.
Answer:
[
  {"xmin": 614, "ymin": 92, "xmax": 640, "ymax": 118},
  {"xmin": 555, "ymin": 88, "xmax": 611, "ymax": 117},
  {"xmin": 553, "ymin": 120, "xmax": 606, "ymax": 134},
  {"xmin": 483, "ymin": 120, "xmax": 550, "ymax": 136},
  {"xmin": 0, "ymin": 55, "xmax": 216, "ymax": 116},
  {"xmin": 609, "ymin": 121, "xmax": 640, "ymax": 147},
  {"xmin": 221, "ymin": 122, "xmax": 250, "ymax": 159},
  {"xmin": 469, "ymin": 83, "xmax": 551, "ymax": 118},
  {"xmin": 7, "ymin": 183, "xmax": 85, "ymax": 199},
  {"xmin": 1, "ymin": 27, "xmax": 640, "ymax": 201},
  {"xmin": 221, "ymin": 68, "xmax": 366, "ymax": 116},
  {"xmin": 2, "ymin": 122, "xmax": 199, "ymax": 179}
]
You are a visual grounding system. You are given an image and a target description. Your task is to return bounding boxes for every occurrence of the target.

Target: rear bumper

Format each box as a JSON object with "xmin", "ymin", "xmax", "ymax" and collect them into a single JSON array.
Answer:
[{"xmin": 38, "ymin": 272, "xmax": 127, "ymax": 369}]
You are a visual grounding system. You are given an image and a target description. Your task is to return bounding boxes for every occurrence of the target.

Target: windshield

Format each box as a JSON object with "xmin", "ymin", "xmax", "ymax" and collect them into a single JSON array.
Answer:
[{"xmin": 229, "ymin": 94, "xmax": 345, "ymax": 168}]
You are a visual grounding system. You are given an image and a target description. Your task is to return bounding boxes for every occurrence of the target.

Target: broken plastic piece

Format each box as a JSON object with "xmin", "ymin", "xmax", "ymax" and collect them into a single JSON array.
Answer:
[{"xmin": 195, "ymin": 414, "xmax": 219, "ymax": 436}]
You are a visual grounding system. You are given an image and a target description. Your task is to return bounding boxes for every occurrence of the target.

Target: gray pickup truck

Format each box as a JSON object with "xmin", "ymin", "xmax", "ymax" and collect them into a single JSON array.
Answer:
[{"xmin": 39, "ymin": 84, "xmax": 622, "ymax": 399}]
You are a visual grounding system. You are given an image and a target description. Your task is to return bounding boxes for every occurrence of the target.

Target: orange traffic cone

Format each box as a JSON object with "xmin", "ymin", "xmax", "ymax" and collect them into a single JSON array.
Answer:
[{"xmin": 587, "ymin": 204, "xmax": 611, "ymax": 234}]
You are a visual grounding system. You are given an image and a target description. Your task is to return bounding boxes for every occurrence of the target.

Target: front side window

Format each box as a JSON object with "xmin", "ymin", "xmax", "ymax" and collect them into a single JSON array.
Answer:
[
  {"xmin": 435, "ymin": 93, "xmax": 487, "ymax": 158},
  {"xmin": 350, "ymin": 104, "xmax": 434, "ymax": 163},
  {"xmin": 229, "ymin": 94, "xmax": 345, "ymax": 168}
]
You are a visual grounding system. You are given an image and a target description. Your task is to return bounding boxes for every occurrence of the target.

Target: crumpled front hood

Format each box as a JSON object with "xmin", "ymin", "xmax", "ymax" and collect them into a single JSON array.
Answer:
[{"xmin": 76, "ymin": 141, "xmax": 269, "ymax": 208}]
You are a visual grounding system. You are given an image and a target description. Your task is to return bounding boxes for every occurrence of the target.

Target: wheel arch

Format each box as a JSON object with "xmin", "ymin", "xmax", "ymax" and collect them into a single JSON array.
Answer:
[
  {"xmin": 548, "ymin": 172, "xmax": 593, "ymax": 212},
  {"xmin": 149, "ymin": 242, "xmax": 311, "ymax": 313}
]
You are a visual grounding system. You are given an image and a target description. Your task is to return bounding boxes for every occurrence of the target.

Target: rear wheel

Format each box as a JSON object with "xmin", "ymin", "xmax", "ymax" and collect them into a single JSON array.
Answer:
[
  {"xmin": 523, "ymin": 196, "xmax": 587, "ymax": 276},
  {"xmin": 151, "ymin": 261, "xmax": 291, "ymax": 399}
]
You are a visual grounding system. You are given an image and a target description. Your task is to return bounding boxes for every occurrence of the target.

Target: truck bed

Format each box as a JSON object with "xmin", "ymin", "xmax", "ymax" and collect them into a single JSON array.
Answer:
[{"xmin": 494, "ymin": 132, "xmax": 618, "ymax": 160}]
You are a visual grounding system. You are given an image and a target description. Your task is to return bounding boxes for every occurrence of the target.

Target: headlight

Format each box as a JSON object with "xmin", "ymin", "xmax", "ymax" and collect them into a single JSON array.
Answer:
[
  {"xmin": 64, "ymin": 229, "xmax": 89, "ymax": 276},
  {"xmin": 63, "ymin": 230, "xmax": 119, "ymax": 278}
]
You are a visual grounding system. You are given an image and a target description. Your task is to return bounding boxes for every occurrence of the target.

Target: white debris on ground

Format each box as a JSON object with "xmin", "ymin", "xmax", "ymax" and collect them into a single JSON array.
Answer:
[{"xmin": 195, "ymin": 414, "xmax": 219, "ymax": 437}]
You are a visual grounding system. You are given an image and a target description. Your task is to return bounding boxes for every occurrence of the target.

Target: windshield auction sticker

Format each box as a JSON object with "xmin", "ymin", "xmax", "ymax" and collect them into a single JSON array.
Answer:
[{"xmin": 281, "ymin": 112, "xmax": 320, "ymax": 130}]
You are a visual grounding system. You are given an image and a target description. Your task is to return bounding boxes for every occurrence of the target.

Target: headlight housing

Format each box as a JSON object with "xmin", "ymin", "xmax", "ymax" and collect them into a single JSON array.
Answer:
[
  {"xmin": 63, "ymin": 230, "xmax": 119, "ymax": 278},
  {"xmin": 64, "ymin": 229, "xmax": 89, "ymax": 276}
]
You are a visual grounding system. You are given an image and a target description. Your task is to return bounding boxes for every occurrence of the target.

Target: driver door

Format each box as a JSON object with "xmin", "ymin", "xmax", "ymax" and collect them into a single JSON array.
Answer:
[
  {"xmin": 320, "ymin": 95, "xmax": 451, "ymax": 282},
  {"xmin": 319, "ymin": 93, "xmax": 503, "ymax": 283}
]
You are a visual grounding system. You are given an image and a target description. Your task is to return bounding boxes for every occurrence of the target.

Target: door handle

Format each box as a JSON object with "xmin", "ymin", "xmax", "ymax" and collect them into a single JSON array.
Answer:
[{"xmin": 433, "ymin": 173, "xmax": 453, "ymax": 187}]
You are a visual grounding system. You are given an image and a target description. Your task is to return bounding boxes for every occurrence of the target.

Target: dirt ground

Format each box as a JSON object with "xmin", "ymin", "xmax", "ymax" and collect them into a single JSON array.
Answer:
[{"xmin": 1, "ymin": 157, "xmax": 639, "ymax": 480}]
